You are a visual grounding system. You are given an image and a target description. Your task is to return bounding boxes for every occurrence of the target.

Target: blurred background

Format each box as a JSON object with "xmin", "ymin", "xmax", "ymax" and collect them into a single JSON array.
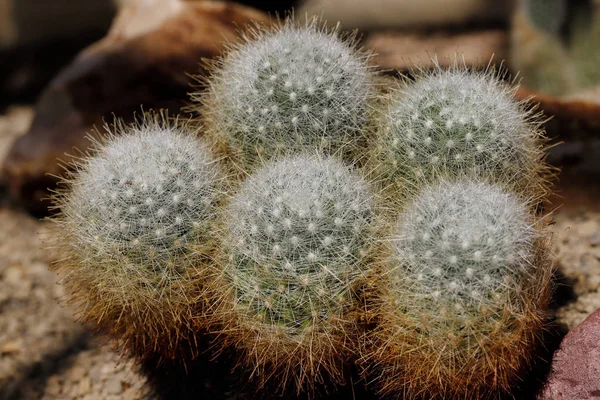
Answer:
[
  {"xmin": 2, "ymin": 0, "xmax": 600, "ymax": 216},
  {"xmin": 0, "ymin": 0, "xmax": 599, "ymax": 399}
]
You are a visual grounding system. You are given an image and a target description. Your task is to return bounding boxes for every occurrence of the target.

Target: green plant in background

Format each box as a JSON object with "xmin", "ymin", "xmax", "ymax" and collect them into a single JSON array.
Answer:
[
  {"xmin": 365, "ymin": 179, "xmax": 551, "ymax": 399},
  {"xmin": 526, "ymin": 0, "xmax": 566, "ymax": 35},
  {"xmin": 511, "ymin": 0, "xmax": 600, "ymax": 96},
  {"xmin": 208, "ymin": 154, "xmax": 376, "ymax": 393},
  {"xmin": 570, "ymin": 1, "xmax": 600, "ymax": 89},
  {"xmin": 49, "ymin": 112, "xmax": 223, "ymax": 359},
  {"xmin": 196, "ymin": 17, "xmax": 376, "ymax": 173},
  {"xmin": 510, "ymin": 8, "xmax": 578, "ymax": 96},
  {"xmin": 372, "ymin": 61, "xmax": 549, "ymax": 200}
]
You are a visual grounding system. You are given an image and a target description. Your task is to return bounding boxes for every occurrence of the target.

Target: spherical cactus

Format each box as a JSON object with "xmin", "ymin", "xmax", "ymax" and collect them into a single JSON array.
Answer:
[
  {"xmin": 50, "ymin": 113, "xmax": 223, "ymax": 359},
  {"xmin": 373, "ymin": 62, "xmax": 549, "ymax": 199},
  {"xmin": 209, "ymin": 154, "xmax": 375, "ymax": 393},
  {"xmin": 364, "ymin": 179, "xmax": 552, "ymax": 399},
  {"xmin": 197, "ymin": 18, "xmax": 375, "ymax": 172}
]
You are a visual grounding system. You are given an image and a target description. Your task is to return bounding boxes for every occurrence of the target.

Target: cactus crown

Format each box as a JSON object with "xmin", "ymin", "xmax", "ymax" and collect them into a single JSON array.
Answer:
[
  {"xmin": 374, "ymin": 61, "xmax": 544, "ymax": 196},
  {"xmin": 199, "ymin": 17, "xmax": 374, "ymax": 170},
  {"xmin": 62, "ymin": 116, "xmax": 221, "ymax": 278},
  {"xmin": 222, "ymin": 154, "xmax": 374, "ymax": 335},
  {"xmin": 389, "ymin": 180, "xmax": 536, "ymax": 318}
]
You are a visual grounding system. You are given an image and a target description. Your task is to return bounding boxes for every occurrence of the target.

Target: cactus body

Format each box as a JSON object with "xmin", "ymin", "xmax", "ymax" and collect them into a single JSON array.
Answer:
[
  {"xmin": 198, "ymin": 18, "xmax": 374, "ymax": 172},
  {"xmin": 50, "ymin": 113, "xmax": 222, "ymax": 358},
  {"xmin": 373, "ymin": 64, "xmax": 547, "ymax": 199},
  {"xmin": 366, "ymin": 179, "xmax": 551, "ymax": 399},
  {"xmin": 210, "ymin": 154, "xmax": 375, "ymax": 392}
]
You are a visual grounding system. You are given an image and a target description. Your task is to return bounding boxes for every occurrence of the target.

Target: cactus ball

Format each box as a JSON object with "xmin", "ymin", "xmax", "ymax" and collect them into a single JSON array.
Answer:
[
  {"xmin": 52, "ymin": 114, "xmax": 222, "ymax": 357},
  {"xmin": 375, "ymin": 65, "xmax": 544, "ymax": 194},
  {"xmin": 214, "ymin": 154, "xmax": 375, "ymax": 391},
  {"xmin": 201, "ymin": 19, "xmax": 374, "ymax": 169},
  {"xmin": 370, "ymin": 179, "xmax": 551, "ymax": 399}
]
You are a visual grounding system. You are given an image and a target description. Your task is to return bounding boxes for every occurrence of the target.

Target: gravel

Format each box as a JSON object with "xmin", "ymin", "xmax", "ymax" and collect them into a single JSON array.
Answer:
[
  {"xmin": 0, "ymin": 207, "xmax": 148, "ymax": 400},
  {"xmin": 552, "ymin": 211, "xmax": 600, "ymax": 329},
  {"xmin": 0, "ymin": 207, "xmax": 83, "ymax": 399}
]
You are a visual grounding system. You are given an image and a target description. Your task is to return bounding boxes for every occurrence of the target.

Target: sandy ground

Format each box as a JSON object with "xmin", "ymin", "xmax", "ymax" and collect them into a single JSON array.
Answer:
[
  {"xmin": 0, "ymin": 107, "xmax": 599, "ymax": 399},
  {"xmin": 0, "ymin": 208, "xmax": 149, "ymax": 400}
]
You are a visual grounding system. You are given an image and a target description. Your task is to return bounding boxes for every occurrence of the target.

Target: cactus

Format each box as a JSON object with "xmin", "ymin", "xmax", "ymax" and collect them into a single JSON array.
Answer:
[
  {"xmin": 372, "ymin": 62, "xmax": 549, "ymax": 199},
  {"xmin": 365, "ymin": 179, "xmax": 551, "ymax": 399},
  {"xmin": 209, "ymin": 154, "xmax": 375, "ymax": 393},
  {"xmin": 49, "ymin": 112, "xmax": 223, "ymax": 359},
  {"xmin": 196, "ymin": 17, "xmax": 375, "ymax": 172}
]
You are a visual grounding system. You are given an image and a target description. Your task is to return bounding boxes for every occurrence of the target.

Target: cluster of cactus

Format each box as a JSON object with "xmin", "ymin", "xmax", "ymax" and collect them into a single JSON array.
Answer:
[{"xmin": 49, "ymin": 16, "xmax": 554, "ymax": 399}]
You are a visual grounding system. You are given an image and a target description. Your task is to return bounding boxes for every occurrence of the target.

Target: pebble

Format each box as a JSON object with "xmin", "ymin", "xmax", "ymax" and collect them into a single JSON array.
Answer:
[
  {"xmin": 590, "ymin": 230, "xmax": 600, "ymax": 246},
  {"xmin": 577, "ymin": 219, "xmax": 600, "ymax": 237},
  {"xmin": 4, "ymin": 266, "xmax": 23, "ymax": 285},
  {"xmin": 46, "ymin": 376, "xmax": 62, "ymax": 396},
  {"xmin": 68, "ymin": 366, "xmax": 86, "ymax": 382},
  {"xmin": 105, "ymin": 377, "xmax": 123, "ymax": 395},
  {"xmin": 77, "ymin": 378, "xmax": 92, "ymax": 396},
  {"xmin": 1, "ymin": 340, "xmax": 22, "ymax": 355}
]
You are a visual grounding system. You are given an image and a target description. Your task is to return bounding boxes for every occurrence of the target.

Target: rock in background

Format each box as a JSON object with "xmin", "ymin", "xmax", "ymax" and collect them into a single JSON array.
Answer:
[
  {"xmin": 0, "ymin": 0, "xmax": 267, "ymax": 216},
  {"xmin": 0, "ymin": 1, "xmax": 599, "ymax": 396},
  {"xmin": 0, "ymin": 0, "xmax": 116, "ymax": 107},
  {"xmin": 0, "ymin": 0, "xmax": 115, "ymax": 49},
  {"xmin": 540, "ymin": 308, "xmax": 600, "ymax": 399}
]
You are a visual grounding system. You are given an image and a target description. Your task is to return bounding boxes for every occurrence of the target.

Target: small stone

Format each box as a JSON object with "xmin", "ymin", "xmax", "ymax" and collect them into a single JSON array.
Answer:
[
  {"xmin": 78, "ymin": 377, "xmax": 92, "ymax": 396},
  {"xmin": 89, "ymin": 365, "xmax": 105, "ymax": 382},
  {"xmin": 105, "ymin": 377, "xmax": 123, "ymax": 395},
  {"xmin": 13, "ymin": 279, "xmax": 32, "ymax": 300},
  {"xmin": 4, "ymin": 266, "xmax": 23, "ymax": 285},
  {"xmin": 578, "ymin": 220, "xmax": 600, "ymax": 238},
  {"xmin": 46, "ymin": 376, "xmax": 63, "ymax": 396},
  {"xmin": 101, "ymin": 364, "xmax": 116, "ymax": 375},
  {"xmin": 68, "ymin": 365, "xmax": 87, "ymax": 381},
  {"xmin": 1, "ymin": 340, "xmax": 22, "ymax": 354},
  {"xmin": 540, "ymin": 308, "xmax": 600, "ymax": 399},
  {"xmin": 590, "ymin": 231, "xmax": 600, "ymax": 247},
  {"xmin": 122, "ymin": 387, "xmax": 141, "ymax": 400}
]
